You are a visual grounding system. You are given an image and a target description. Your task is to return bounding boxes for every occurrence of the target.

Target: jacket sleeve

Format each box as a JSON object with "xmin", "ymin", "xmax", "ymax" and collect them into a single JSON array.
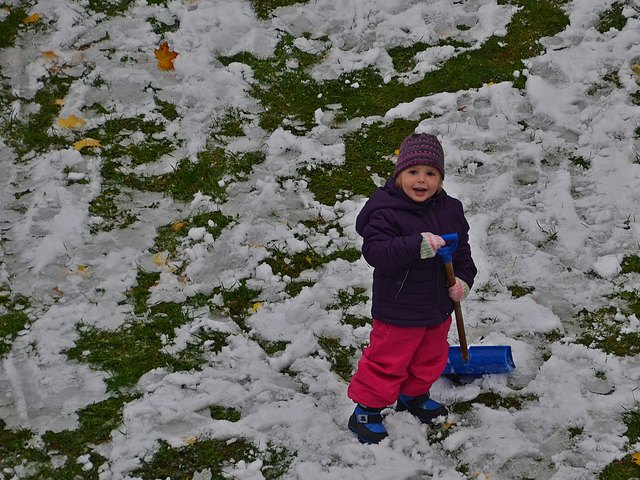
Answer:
[
  {"xmin": 451, "ymin": 213, "xmax": 477, "ymax": 289},
  {"xmin": 360, "ymin": 209, "xmax": 422, "ymax": 270}
]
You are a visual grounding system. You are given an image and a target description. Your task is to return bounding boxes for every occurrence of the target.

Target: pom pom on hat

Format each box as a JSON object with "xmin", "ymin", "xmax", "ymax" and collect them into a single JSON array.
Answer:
[{"xmin": 394, "ymin": 133, "xmax": 445, "ymax": 179}]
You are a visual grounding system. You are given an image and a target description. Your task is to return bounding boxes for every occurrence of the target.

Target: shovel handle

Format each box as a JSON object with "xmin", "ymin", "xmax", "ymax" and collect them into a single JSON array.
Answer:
[{"xmin": 444, "ymin": 261, "xmax": 469, "ymax": 362}]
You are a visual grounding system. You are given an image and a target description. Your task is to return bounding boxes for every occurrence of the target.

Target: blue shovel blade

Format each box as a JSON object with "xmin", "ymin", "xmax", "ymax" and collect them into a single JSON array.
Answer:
[{"xmin": 443, "ymin": 345, "xmax": 516, "ymax": 376}]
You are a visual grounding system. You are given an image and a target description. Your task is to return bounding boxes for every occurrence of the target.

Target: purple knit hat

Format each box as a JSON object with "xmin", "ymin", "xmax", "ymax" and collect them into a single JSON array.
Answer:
[{"xmin": 394, "ymin": 133, "xmax": 445, "ymax": 178}]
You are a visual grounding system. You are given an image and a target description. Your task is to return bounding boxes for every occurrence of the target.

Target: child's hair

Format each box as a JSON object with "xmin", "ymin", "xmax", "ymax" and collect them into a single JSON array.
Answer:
[{"xmin": 394, "ymin": 133, "xmax": 445, "ymax": 178}]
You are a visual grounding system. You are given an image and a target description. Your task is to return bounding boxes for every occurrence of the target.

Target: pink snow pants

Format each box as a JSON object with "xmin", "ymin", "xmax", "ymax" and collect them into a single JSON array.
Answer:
[{"xmin": 347, "ymin": 317, "xmax": 452, "ymax": 409}]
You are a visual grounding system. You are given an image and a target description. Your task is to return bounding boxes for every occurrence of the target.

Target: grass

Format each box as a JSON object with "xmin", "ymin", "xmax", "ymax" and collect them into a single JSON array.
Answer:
[
  {"xmin": 576, "ymin": 289, "xmax": 640, "ymax": 357},
  {"xmin": 151, "ymin": 210, "xmax": 233, "ymax": 255},
  {"xmin": 0, "ymin": 395, "xmax": 134, "ymax": 479},
  {"xmin": 329, "ymin": 287, "xmax": 370, "ymax": 329},
  {"xmin": 4, "ymin": 73, "xmax": 72, "ymax": 159},
  {"xmin": 0, "ymin": 4, "xmax": 29, "ymax": 49},
  {"xmin": 219, "ymin": 0, "xmax": 569, "ymax": 131},
  {"xmin": 0, "ymin": 0, "xmax": 613, "ymax": 478},
  {"xmin": 599, "ymin": 406, "xmax": 640, "ymax": 479},
  {"xmin": 132, "ymin": 439, "xmax": 294, "ymax": 480},
  {"xmin": 306, "ymin": 118, "xmax": 420, "ymax": 203},
  {"xmin": 449, "ymin": 391, "xmax": 538, "ymax": 415},
  {"xmin": 596, "ymin": 2, "xmax": 628, "ymax": 34},
  {"xmin": 317, "ymin": 336, "xmax": 357, "ymax": 381},
  {"xmin": 264, "ymin": 245, "xmax": 360, "ymax": 279}
]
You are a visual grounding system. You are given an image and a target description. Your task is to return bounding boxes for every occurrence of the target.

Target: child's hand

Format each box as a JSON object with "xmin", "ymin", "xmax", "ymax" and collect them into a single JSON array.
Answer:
[
  {"xmin": 448, "ymin": 277, "xmax": 470, "ymax": 302},
  {"xmin": 420, "ymin": 232, "xmax": 445, "ymax": 259}
]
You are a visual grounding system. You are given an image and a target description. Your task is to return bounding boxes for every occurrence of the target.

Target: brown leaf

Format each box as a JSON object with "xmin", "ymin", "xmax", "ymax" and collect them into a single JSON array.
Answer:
[{"xmin": 154, "ymin": 42, "xmax": 178, "ymax": 71}]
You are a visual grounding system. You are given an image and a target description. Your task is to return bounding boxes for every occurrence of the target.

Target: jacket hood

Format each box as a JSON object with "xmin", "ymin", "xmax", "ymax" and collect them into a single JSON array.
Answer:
[{"xmin": 356, "ymin": 177, "xmax": 446, "ymax": 236}]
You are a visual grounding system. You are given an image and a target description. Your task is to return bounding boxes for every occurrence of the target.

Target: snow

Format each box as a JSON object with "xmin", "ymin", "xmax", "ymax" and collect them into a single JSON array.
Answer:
[{"xmin": 1, "ymin": 0, "xmax": 640, "ymax": 479}]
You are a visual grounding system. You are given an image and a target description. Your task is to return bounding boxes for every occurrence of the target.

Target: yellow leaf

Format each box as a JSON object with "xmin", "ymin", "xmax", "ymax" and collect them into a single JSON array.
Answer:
[
  {"xmin": 443, "ymin": 421, "xmax": 455, "ymax": 430},
  {"xmin": 153, "ymin": 252, "xmax": 169, "ymax": 266},
  {"xmin": 305, "ymin": 256, "xmax": 313, "ymax": 265},
  {"xmin": 252, "ymin": 302, "xmax": 262, "ymax": 312},
  {"xmin": 58, "ymin": 115, "xmax": 86, "ymax": 129},
  {"xmin": 486, "ymin": 81, "xmax": 495, "ymax": 87},
  {"xmin": 41, "ymin": 50, "xmax": 59, "ymax": 60},
  {"xmin": 54, "ymin": 98, "xmax": 65, "ymax": 106},
  {"xmin": 632, "ymin": 452, "xmax": 640, "ymax": 465},
  {"xmin": 22, "ymin": 13, "xmax": 40, "ymax": 24},
  {"xmin": 74, "ymin": 138, "xmax": 101, "ymax": 150},
  {"xmin": 154, "ymin": 42, "xmax": 178, "ymax": 71},
  {"xmin": 170, "ymin": 221, "xmax": 188, "ymax": 232}
]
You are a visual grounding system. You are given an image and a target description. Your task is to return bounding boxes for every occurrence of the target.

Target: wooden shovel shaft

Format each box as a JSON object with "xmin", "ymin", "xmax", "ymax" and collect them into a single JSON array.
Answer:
[{"xmin": 444, "ymin": 262, "xmax": 469, "ymax": 362}]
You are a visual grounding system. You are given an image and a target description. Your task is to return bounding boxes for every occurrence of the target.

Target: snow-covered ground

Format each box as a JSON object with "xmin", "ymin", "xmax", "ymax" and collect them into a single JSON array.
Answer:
[{"xmin": 1, "ymin": 0, "xmax": 640, "ymax": 479}]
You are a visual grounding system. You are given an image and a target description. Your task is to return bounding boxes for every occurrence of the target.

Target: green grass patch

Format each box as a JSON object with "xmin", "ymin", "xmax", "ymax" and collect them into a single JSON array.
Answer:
[
  {"xmin": 283, "ymin": 279, "xmax": 315, "ymax": 297},
  {"xmin": 595, "ymin": 2, "xmax": 628, "ymax": 34},
  {"xmin": 317, "ymin": 336, "xmax": 357, "ymax": 381},
  {"xmin": 172, "ymin": 326, "xmax": 230, "ymax": 372},
  {"xmin": 132, "ymin": 439, "xmax": 294, "ymax": 480},
  {"xmin": 0, "ymin": 4, "xmax": 29, "ymax": 49},
  {"xmin": 218, "ymin": 34, "xmax": 325, "ymax": 131},
  {"xmin": 3, "ymin": 73, "xmax": 72, "ymax": 159},
  {"xmin": 0, "ymin": 419, "xmax": 49, "ymax": 475},
  {"xmin": 306, "ymin": 118, "xmax": 418, "ymax": 204},
  {"xmin": 599, "ymin": 454, "xmax": 640, "ymax": 480},
  {"xmin": 66, "ymin": 301, "xmax": 199, "ymax": 391},
  {"xmin": 264, "ymin": 245, "xmax": 360, "ymax": 279},
  {"xmin": 0, "ymin": 311, "xmax": 29, "ymax": 357},
  {"xmin": 621, "ymin": 255, "xmax": 640, "ymax": 274},
  {"xmin": 129, "ymin": 149, "xmax": 265, "ymax": 203},
  {"xmin": 576, "ymin": 290, "xmax": 640, "ymax": 356},
  {"xmin": 147, "ymin": 16, "xmax": 180, "ymax": 36},
  {"xmin": 507, "ymin": 284, "xmax": 535, "ymax": 298},
  {"xmin": 220, "ymin": 0, "xmax": 568, "ymax": 130},
  {"xmin": 449, "ymin": 391, "xmax": 538, "ymax": 415},
  {"xmin": 154, "ymin": 96, "xmax": 179, "ymax": 121},
  {"xmin": 329, "ymin": 287, "xmax": 370, "ymax": 329},
  {"xmin": 0, "ymin": 395, "xmax": 134, "ymax": 478},
  {"xmin": 214, "ymin": 280, "xmax": 262, "ymax": 331},
  {"xmin": 210, "ymin": 405, "xmax": 242, "ymax": 422},
  {"xmin": 151, "ymin": 211, "xmax": 233, "ymax": 255},
  {"xmin": 211, "ymin": 107, "xmax": 247, "ymax": 140},
  {"xmin": 88, "ymin": 0, "xmax": 135, "ymax": 16}
]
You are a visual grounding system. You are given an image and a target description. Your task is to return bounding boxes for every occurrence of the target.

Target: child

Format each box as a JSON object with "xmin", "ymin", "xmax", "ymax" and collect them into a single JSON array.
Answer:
[{"xmin": 347, "ymin": 133, "xmax": 477, "ymax": 444}]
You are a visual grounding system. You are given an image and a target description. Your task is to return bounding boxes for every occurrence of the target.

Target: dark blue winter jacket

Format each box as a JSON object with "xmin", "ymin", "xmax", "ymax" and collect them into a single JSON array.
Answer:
[{"xmin": 356, "ymin": 177, "xmax": 477, "ymax": 327}]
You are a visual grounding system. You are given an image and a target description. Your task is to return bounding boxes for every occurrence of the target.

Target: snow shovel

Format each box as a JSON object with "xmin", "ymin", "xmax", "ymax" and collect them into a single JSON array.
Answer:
[{"xmin": 437, "ymin": 233, "xmax": 515, "ymax": 377}]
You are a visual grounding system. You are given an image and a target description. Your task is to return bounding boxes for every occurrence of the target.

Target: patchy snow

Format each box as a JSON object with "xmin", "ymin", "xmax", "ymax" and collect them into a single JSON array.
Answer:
[{"xmin": 1, "ymin": 0, "xmax": 640, "ymax": 479}]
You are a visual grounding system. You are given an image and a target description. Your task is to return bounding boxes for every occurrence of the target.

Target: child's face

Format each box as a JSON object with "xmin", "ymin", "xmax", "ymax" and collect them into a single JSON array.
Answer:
[{"xmin": 397, "ymin": 165, "xmax": 442, "ymax": 202}]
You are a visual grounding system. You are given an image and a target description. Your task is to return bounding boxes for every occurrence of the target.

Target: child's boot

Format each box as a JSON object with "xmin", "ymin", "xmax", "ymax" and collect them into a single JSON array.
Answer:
[
  {"xmin": 348, "ymin": 404, "xmax": 388, "ymax": 444},
  {"xmin": 396, "ymin": 393, "xmax": 448, "ymax": 423}
]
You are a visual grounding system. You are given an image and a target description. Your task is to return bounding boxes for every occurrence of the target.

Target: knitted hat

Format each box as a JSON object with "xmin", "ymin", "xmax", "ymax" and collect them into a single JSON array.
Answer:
[{"xmin": 394, "ymin": 133, "xmax": 445, "ymax": 179}]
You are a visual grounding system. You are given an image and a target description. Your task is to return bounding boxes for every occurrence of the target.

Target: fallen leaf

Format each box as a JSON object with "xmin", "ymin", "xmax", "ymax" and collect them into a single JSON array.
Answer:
[
  {"xmin": 74, "ymin": 138, "xmax": 101, "ymax": 150},
  {"xmin": 252, "ymin": 302, "xmax": 262, "ymax": 312},
  {"xmin": 305, "ymin": 256, "xmax": 313, "ymax": 265},
  {"xmin": 52, "ymin": 286, "xmax": 64, "ymax": 297},
  {"xmin": 394, "ymin": 149, "xmax": 399, "ymax": 155},
  {"xmin": 22, "ymin": 13, "xmax": 40, "ymax": 24},
  {"xmin": 632, "ymin": 452, "xmax": 640, "ymax": 465},
  {"xmin": 41, "ymin": 50, "xmax": 59, "ymax": 60},
  {"xmin": 55, "ymin": 98, "xmax": 65, "ymax": 106},
  {"xmin": 154, "ymin": 42, "xmax": 178, "ymax": 71},
  {"xmin": 153, "ymin": 252, "xmax": 169, "ymax": 266},
  {"xmin": 170, "ymin": 221, "xmax": 188, "ymax": 232},
  {"xmin": 58, "ymin": 115, "xmax": 86, "ymax": 129}
]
